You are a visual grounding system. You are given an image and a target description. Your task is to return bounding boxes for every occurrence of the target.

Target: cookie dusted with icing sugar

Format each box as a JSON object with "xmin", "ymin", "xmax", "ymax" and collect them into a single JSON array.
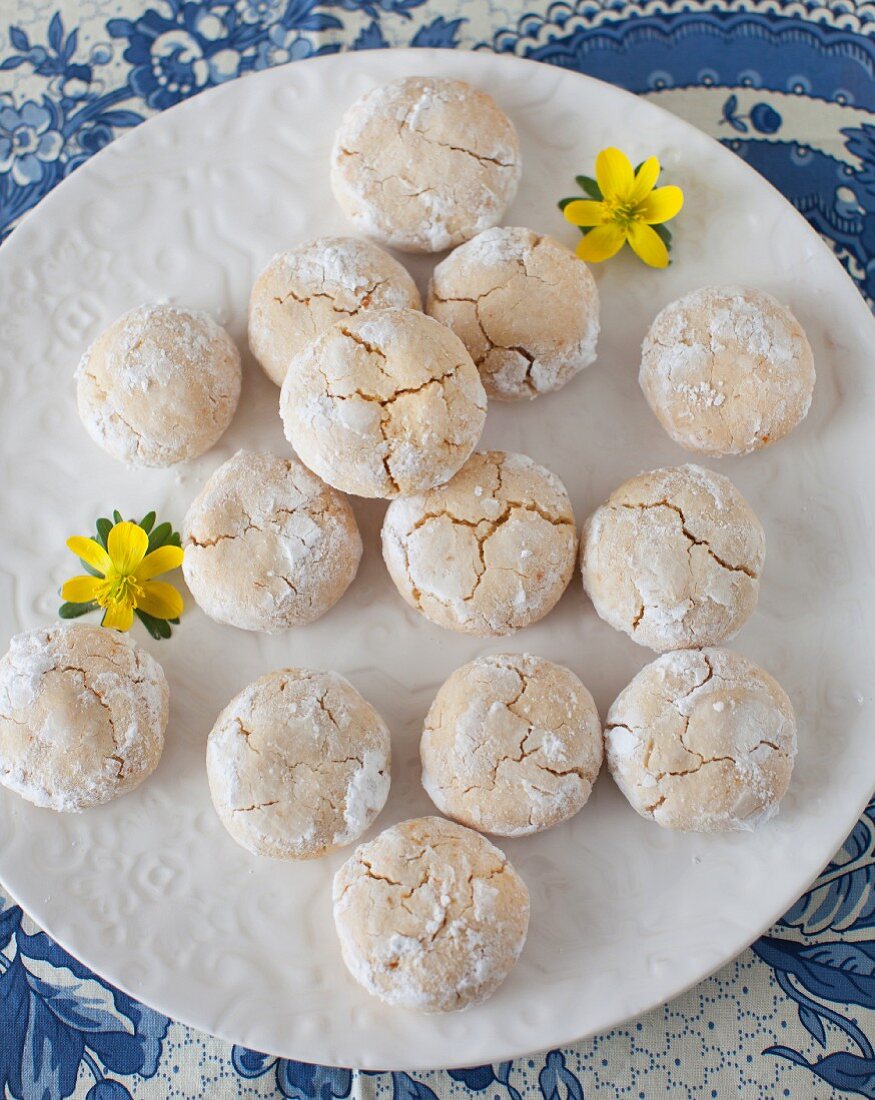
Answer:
[
  {"xmin": 330, "ymin": 76, "xmax": 521, "ymax": 253},
  {"xmin": 381, "ymin": 450, "xmax": 577, "ymax": 636},
  {"xmin": 207, "ymin": 669, "xmax": 391, "ymax": 860},
  {"xmin": 428, "ymin": 227, "xmax": 600, "ymax": 401},
  {"xmin": 0, "ymin": 624, "xmax": 168, "ymax": 812},
  {"xmin": 605, "ymin": 648, "xmax": 796, "ymax": 832},
  {"xmin": 639, "ymin": 286, "xmax": 815, "ymax": 455},
  {"xmin": 248, "ymin": 237, "xmax": 422, "ymax": 387},
  {"xmin": 183, "ymin": 450, "xmax": 362, "ymax": 633},
  {"xmin": 332, "ymin": 816, "xmax": 529, "ymax": 1012},
  {"xmin": 76, "ymin": 304, "xmax": 241, "ymax": 467},
  {"xmin": 581, "ymin": 464, "xmax": 765, "ymax": 653},
  {"xmin": 421, "ymin": 654, "xmax": 603, "ymax": 837},
  {"xmin": 280, "ymin": 307, "xmax": 487, "ymax": 499}
]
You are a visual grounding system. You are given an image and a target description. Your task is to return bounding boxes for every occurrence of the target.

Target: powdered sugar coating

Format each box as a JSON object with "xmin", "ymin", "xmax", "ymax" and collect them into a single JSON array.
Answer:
[
  {"xmin": 332, "ymin": 816, "xmax": 529, "ymax": 1012},
  {"xmin": 640, "ymin": 286, "xmax": 815, "ymax": 455},
  {"xmin": 330, "ymin": 77, "xmax": 521, "ymax": 253},
  {"xmin": 76, "ymin": 304, "xmax": 242, "ymax": 467},
  {"xmin": 428, "ymin": 227, "xmax": 599, "ymax": 401},
  {"xmin": 248, "ymin": 237, "xmax": 422, "ymax": 387},
  {"xmin": 605, "ymin": 648, "xmax": 796, "ymax": 832},
  {"xmin": 0, "ymin": 624, "xmax": 168, "ymax": 812},
  {"xmin": 183, "ymin": 450, "xmax": 362, "ymax": 633},
  {"xmin": 382, "ymin": 450, "xmax": 577, "ymax": 635},
  {"xmin": 581, "ymin": 464, "xmax": 765, "ymax": 652},
  {"xmin": 280, "ymin": 307, "xmax": 487, "ymax": 499},
  {"xmin": 206, "ymin": 668, "xmax": 391, "ymax": 860},
  {"xmin": 421, "ymin": 654, "xmax": 603, "ymax": 837}
]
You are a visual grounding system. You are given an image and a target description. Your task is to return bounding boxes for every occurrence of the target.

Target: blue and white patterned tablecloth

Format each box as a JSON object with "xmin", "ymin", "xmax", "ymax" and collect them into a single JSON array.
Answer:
[{"xmin": 2, "ymin": 1, "xmax": 875, "ymax": 1097}]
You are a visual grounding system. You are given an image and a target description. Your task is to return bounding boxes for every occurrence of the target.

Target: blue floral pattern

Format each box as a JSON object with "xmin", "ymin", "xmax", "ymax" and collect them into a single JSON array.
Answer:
[
  {"xmin": 0, "ymin": 99, "xmax": 63, "ymax": 184},
  {"xmin": 1, "ymin": 0, "xmax": 874, "ymax": 1096},
  {"xmin": 0, "ymin": 903, "xmax": 167, "ymax": 1099}
]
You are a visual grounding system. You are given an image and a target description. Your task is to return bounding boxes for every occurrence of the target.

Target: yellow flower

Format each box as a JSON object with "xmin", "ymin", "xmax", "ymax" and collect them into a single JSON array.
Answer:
[
  {"xmin": 62, "ymin": 521, "xmax": 184, "ymax": 633},
  {"xmin": 563, "ymin": 147, "xmax": 684, "ymax": 268}
]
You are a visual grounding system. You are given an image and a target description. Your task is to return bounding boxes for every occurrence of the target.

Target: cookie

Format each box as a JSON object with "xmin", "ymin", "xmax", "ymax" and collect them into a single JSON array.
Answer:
[
  {"xmin": 333, "ymin": 816, "xmax": 529, "ymax": 1011},
  {"xmin": 76, "ymin": 304, "xmax": 241, "ymax": 467},
  {"xmin": 639, "ymin": 286, "xmax": 815, "ymax": 455},
  {"xmin": 330, "ymin": 77, "xmax": 521, "ymax": 253}
]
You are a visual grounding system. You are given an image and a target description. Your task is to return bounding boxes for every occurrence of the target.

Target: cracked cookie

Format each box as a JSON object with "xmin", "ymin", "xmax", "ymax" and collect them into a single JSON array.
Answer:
[
  {"xmin": 207, "ymin": 668, "xmax": 391, "ymax": 859},
  {"xmin": 606, "ymin": 647, "xmax": 796, "ymax": 831},
  {"xmin": 330, "ymin": 76, "xmax": 521, "ymax": 253},
  {"xmin": 280, "ymin": 307, "xmax": 487, "ymax": 499},
  {"xmin": 421, "ymin": 654, "xmax": 603, "ymax": 837},
  {"xmin": 640, "ymin": 286, "xmax": 815, "ymax": 455},
  {"xmin": 248, "ymin": 236, "xmax": 422, "ymax": 387},
  {"xmin": 581, "ymin": 464, "xmax": 765, "ymax": 652},
  {"xmin": 427, "ymin": 227, "xmax": 599, "ymax": 401},
  {"xmin": 0, "ymin": 623, "xmax": 168, "ymax": 812},
  {"xmin": 76, "ymin": 304, "xmax": 242, "ymax": 467},
  {"xmin": 183, "ymin": 450, "xmax": 362, "ymax": 633},
  {"xmin": 332, "ymin": 816, "xmax": 529, "ymax": 1011},
  {"xmin": 381, "ymin": 450, "xmax": 577, "ymax": 635}
]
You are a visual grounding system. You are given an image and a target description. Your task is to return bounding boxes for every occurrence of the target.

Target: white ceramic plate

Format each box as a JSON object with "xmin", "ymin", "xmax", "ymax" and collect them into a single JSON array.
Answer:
[{"xmin": 0, "ymin": 47, "xmax": 874, "ymax": 1072}]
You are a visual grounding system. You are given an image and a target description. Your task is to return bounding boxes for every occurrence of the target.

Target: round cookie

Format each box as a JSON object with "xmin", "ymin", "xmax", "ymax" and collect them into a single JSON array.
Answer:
[
  {"xmin": 249, "ymin": 237, "xmax": 422, "ymax": 387},
  {"xmin": 280, "ymin": 307, "xmax": 487, "ymax": 499},
  {"xmin": 333, "ymin": 816, "xmax": 529, "ymax": 1011},
  {"xmin": 0, "ymin": 623, "xmax": 168, "ymax": 812},
  {"xmin": 421, "ymin": 654, "xmax": 603, "ymax": 836},
  {"xmin": 581, "ymin": 464, "xmax": 765, "ymax": 652},
  {"xmin": 605, "ymin": 647, "xmax": 796, "ymax": 832},
  {"xmin": 77, "ymin": 304, "xmax": 242, "ymax": 467},
  {"xmin": 183, "ymin": 450, "xmax": 362, "ymax": 633},
  {"xmin": 427, "ymin": 227, "xmax": 600, "ymax": 401},
  {"xmin": 639, "ymin": 286, "xmax": 815, "ymax": 455},
  {"xmin": 207, "ymin": 669, "xmax": 391, "ymax": 859},
  {"xmin": 382, "ymin": 450, "xmax": 577, "ymax": 635},
  {"xmin": 330, "ymin": 76, "xmax": 521, "ymax": 253}
]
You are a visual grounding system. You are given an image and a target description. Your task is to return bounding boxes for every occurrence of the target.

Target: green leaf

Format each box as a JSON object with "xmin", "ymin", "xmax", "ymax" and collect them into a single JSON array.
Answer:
[
  {"xmin": 136, "ymin": 609, "xmax": 172, "ymax": 639},
  {"xmin": 167, "ymin": 532, "xmax": 182, "ymax": 548},
  {"xmin": 95, "ymin": 518, "xmax": 112, "ymax": 548},
  {"xmin": 633, "ymin": 160, "xmax": 662, "ymax": 181},
  {"xmin": 112, "ymin": 510, "xmax": 123, "ymax": 525},
  {"xmin": 139, "ymin": 511, "xmax": 156, "ymax": 534},
  {"xmin": 78, "ymin": 559, "xmax": 103, "ymax": 578},
  {"xmin": 652, "ymin": 223, "xmax": 673, "ymax": 250},
  {"xmin": 59, "ymin": 601, "xmax": 98, "ymax": 619},
  {"xmin": 575, "ymin": 175, "xmax": 603, "ymax": 200},
  {"xmin": 147, "ymin": 522, "xmax": 172, "ymax": 552}
]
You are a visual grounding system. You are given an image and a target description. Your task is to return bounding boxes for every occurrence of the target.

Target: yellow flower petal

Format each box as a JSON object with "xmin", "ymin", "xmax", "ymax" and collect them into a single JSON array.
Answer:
[
  {"xmin": 576, "ymin": 223, "xmax": 627, "ymax": 263},
  {"xmin": 61, "ymin": 575, "xmax": 102, "ymax": 604},
  {"xmin": 639, "ymin": 185, "xmax": 684, "ymax": 225},
  {"xmin": 107, "ymin": 522, "xmax": 148, "ymax": 575},
  {"xmin": 135, "ymin": 545, "xmax": 184, "ymax": 582},
  {"xmin": 138, "ymin": 581, "xmax": 184, "ymax": 621},
  {"xmin": 67, "ymin": 536, "xmax": 111, "ymax": 576},
  {"xmin": 627, "ymin": 221, "xmax": 670, "ymax": 268},
  {"xmin": 102, "ymin": 602, "xmax": 134, "ymax": 632},
  {"xmin": 563, "ymin": 199, "xmax": 606, "ymax": 227},
  {"xmin": 629, "ymin": 156, "xmax": 661, "ymax": 205},
  {"xmin": 595, "ymin": 147, "xmax": 635, "ymax": 202}
]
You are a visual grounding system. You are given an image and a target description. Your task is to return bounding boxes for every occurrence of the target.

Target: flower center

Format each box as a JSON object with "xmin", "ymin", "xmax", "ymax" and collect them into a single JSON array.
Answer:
[
  {"xmin": 603, "ymin": 197, "xmax": 643, "ymax": 228},
  {"xmin": 12, "ymin": 126, "xmax": 38, "ymax": 154},
  {"xmin": 96, "ymin": 569, "xmax": 143, "ymax": 610}
]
